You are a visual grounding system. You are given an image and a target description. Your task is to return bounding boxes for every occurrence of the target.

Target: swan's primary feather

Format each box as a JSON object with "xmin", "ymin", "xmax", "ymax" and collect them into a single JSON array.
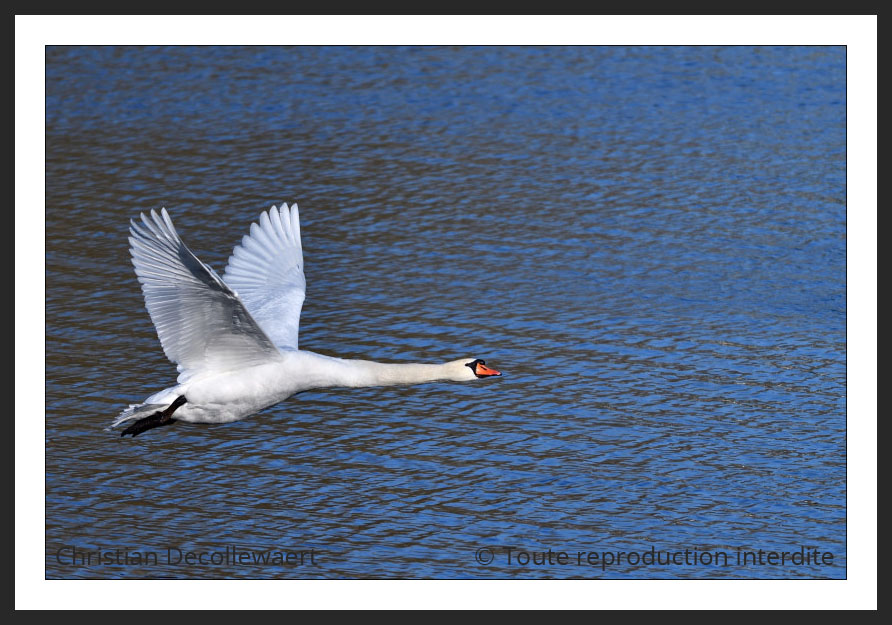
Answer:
[
  {"xmin": 129, "ymin": 208, "xmax": 282, "ymax": 381},
  {"xmin": 222, "ymin": 203, "xmax": 306, "ymax": 351}
]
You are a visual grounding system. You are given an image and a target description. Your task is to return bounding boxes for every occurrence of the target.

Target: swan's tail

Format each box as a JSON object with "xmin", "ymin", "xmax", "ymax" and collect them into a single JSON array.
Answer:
[{"xmin": 106, "ymin": 403, "xmax": 168, "ymax": 431}]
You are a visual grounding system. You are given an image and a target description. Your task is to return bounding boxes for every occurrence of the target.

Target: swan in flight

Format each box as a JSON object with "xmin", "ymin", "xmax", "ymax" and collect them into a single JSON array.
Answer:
[{"xmin": 111, "ymin": 203, "xmax": 501, "ymax": 437}]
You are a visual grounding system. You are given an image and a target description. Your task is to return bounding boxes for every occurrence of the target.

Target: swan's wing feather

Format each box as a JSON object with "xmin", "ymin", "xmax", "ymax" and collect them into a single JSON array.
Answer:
[
  {"xmin": 129, "ymin": 208, "xmax": 281, "ymax": 379},
  {"xmin": 222, "ymin": 203, "xmax": 306, "ymax": 351}
]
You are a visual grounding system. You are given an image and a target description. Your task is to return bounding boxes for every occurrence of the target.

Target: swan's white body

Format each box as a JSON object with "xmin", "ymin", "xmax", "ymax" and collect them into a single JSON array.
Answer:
[{"xmin": 111, "ymin": 203, "xmax": 499, "ymax": 432}]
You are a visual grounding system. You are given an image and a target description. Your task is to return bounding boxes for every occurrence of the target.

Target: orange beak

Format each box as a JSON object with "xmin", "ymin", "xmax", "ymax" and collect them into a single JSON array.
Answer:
[{"xmin": 476, "ymin": 363, "xmax": 501, "ymax": 377}]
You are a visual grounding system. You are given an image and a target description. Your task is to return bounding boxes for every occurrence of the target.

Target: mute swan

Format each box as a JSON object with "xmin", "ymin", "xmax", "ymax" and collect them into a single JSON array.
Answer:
[{"xmin": 111, "ymin": 203, "xmax": 501, "ymax": 437}]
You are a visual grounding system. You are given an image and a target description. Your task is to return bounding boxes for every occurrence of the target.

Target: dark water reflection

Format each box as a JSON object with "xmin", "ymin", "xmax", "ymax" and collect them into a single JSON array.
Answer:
[{"xmin": 45, "ymin": 46, "xmax": 845, "ymax": 578}]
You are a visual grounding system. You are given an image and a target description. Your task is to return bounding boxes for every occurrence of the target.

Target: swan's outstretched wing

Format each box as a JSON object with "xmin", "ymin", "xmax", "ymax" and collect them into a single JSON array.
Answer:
[
  {"xmin": 222, "ymin": 203, "xmax": 306, "ymax": 351},
  {"xmin": 129, "ymin": 208, "xmax": 282, "ymax": 380}
]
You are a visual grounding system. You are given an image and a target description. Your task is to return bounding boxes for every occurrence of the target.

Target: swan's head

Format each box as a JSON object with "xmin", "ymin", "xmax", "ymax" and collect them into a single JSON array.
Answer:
[{"xmin": 456, "ymin": 358, "xmax": 501, "ymax": 381}]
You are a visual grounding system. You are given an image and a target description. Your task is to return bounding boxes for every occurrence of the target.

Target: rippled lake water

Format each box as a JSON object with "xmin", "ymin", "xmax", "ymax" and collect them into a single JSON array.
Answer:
[{"xmin": 45, "ymin": 45, "xmax": 846, "ymax": 579}]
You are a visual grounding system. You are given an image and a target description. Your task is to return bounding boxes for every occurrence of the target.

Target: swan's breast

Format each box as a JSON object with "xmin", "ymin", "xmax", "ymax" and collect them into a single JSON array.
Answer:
[{"xmin": 184, "ymin": 361, "xmax": 299, "ymax": 406}]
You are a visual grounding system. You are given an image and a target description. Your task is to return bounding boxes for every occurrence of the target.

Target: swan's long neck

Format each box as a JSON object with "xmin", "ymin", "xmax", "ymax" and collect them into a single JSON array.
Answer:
[
  {"xmin": 288, "ymin": 351, "xmax": 469, "ymax": 391},
  {"xmin": 340, "ymin": 360, "xmax": 459, "ymax": 387}
]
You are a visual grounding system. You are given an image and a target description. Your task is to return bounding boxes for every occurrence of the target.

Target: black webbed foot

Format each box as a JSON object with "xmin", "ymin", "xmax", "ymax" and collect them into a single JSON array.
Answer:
[
  {"xmin": 121, "ymin": 396, "xmax": 186, "ymax": 437},
  {"xmin": 120, "ymin": 411, "xmax": 174, "ymax": 437}
]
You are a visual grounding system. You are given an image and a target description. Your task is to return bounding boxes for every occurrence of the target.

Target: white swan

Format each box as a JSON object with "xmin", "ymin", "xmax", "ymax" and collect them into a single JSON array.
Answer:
[{"xmin": 111, "ymin": 203, "xmax": 501, "ymax": 437}]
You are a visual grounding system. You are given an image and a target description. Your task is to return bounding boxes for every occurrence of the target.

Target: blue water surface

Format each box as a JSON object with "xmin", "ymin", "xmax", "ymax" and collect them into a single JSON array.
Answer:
[{"xmin": 45, "ymin": 45, "xmax": 846, "ymax": 579}]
